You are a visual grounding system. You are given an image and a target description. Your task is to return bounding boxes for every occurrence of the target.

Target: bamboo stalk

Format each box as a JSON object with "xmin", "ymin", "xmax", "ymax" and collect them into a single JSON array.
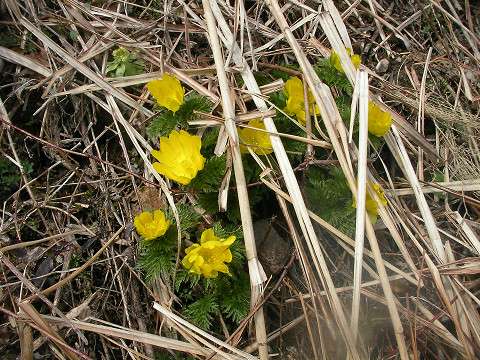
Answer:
[{"xmin": 201, "ymin": 2, "xmax": 268, "ymax": 358}]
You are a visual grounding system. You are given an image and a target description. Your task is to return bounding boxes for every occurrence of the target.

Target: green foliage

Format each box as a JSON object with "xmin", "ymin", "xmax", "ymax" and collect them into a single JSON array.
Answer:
[
  {"xmin": 147, "ymin": 111, "xmax": 178, "ymax": 139},
  {"xmin": 173, "ymin": 203, "xmax": 202, "ymax": 233},
  {"xmin": 175, "ymin": 223, "xmax": 249, "ymax": 331},
  {"xmin": 201, "ymin": 127, "xmax": 220, "ymax": 155},
  {"xmin": 335, "ymin": 95, "xmax": 352, "ymax": 123},
  {"xmin": 176, "ymin": 94, "xmax": 212, "ymax": 121},
  {"xmin": 174, "ymin": 268, "xmax": 200, "ymax": 293},
  {"xmin": 305, "ymin": 166, "xmax": 356, "ymax": 236},
  {"xmin": 183, "ymin": 294, "xmax": 219, "ymax": 329},
  {"xmin": 147, "ymin": 94, "xmax": 212, "ymax": 139},
  {"xmin": 138, "ymin": 204, "xmax": 200, "ymax": 281},
  {"xmin": 314, "ymin": 58, "xmax": 353, "ymax": 95},
  {"xmin": 188, "ymin": 155, "xmax": 226, "ymax": 192},
  {"xmin": 197, "ymin": 192, "xmax": 219, "ymax": 214},
  {"xmin": 253, "ymin": 71, "xmax": 273, "ymax": 86},
  {"xmin": 217, "ymin": 272, "xmax": 250, "ymax": 323},
  {"xmin": 269, "ymin": 90, "xmax": 287, "ymax": 110},
  {"xmin": 106, "ymin": 47, "xmax": 144, "ymax": 77},
  {"xmin": 137, "ymin": 227, "xmax": 177, "ymax": 282},
  {"xmin": 181, "ymin": 271, "xmax": 250, "ymax": 330}
]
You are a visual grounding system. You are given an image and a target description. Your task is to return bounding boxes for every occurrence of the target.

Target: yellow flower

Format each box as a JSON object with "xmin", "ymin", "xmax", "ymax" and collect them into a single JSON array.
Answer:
[
  {"xmin": 284, "ymin": 77, "xmax": 320, "ymax": 125},
  {"xmin": 353, "ymin": 183, "xmax": 388, "ymax": 223},
  {"xmin": 368, "ymin": 101, "xmax": 392, "ymax": 137},
  {"xmin": 330, "ymin": 49, "xmax": 361, "ymax": 73},
  {"xmin": 147, "ymin": 73, "xmax": 185, "ymax": 112},
  {"xmin": 182, "ymin": 228, "xmax": 236, "ymax": 278},
  {"xmin": 134, "ymin": 210, "xmax": 170, "ymax": 240},
  {"xmin": 238, "ymin": 119, "xmax": 273, "ymax": 155},
  {"xmin": 151, "ymin": 130, "xmax": 205, "ymax": 185}
]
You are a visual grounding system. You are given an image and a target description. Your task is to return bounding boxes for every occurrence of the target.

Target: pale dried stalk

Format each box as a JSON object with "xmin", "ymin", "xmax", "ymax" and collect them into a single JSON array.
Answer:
[
  {"xmin": 319, "ymin": 3, "xmax": 418, "ymax": 280},
  {"xmin": 17, "ymin": 314, "xmax": 33, "ymax": 360},
  {"xmin": 16, "ymin": 15, "xmax": 152, "ymax": 116},
  {"xmin": 260, "ymin": 178, "xmax": 418, "ymax": 286},
  {"xmin": 392, "ymin": 179, "xmax": 480, "ymax": 196},
  {"xmin": 36, "ymin": 315, "xmax": 235, "ymax": 360},
  {"xmin": 153, "ymin": 303, "xmax": 257, "ymax": 360},
  {"xmin": 386, "ymin": 127, "xmax": 446, "ymax": 262},
  {"xmin": 0, "ymin": 45, "xmax": 52, "ymax": 76},
  {"xmin": 209, "ymin": 2, "xmax": 361, "ymax": 358},
  {"xmin": 350, "ymin": 71, "xmax": 368, "ymax": 340},
  {"xmin": 264, "ymin": 2, "xmax": 408, "ymax": 358},
  {"xmin": 18, "ymin": 303, "xmax": 79, "ymax": 360},
  {"xmin": 416, "ymin": 47, "xmax": 433, "ymax": 181},
  {"xmin": 201, "ymin": 2, "xmax": 268, "ymax": 359},
  {"xmin": 450, "ymin": 211, "xmax": 480, "ymax": 255}
]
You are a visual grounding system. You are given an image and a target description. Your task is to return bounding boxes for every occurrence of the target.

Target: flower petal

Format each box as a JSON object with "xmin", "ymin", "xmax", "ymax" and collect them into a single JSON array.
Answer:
[{"xmin": 147, "ymin": 74, "xmax": 184, "ymax": 112}]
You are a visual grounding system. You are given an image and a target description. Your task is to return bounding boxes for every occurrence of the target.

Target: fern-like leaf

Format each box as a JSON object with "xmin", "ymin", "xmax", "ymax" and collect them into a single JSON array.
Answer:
[
  {"xmin": 314, "ymin": 58, "xmax": 353, "ymax": 95},
  {"xmin": 137, "ymin": 227, "xmax": 177, "ymax": 282},
  {"xmin": 188, "ymin": 155, "xmax": 226, "ymax": 192},
  {"xmin": 183, "ymin": 294, "xmax": 219, "ymax": 330},
  {"xmin": 305, "ymin": 166, "xmax": 356, "ymax": 236},
  {"xmin": 217, "ymin": 273, "xmax": 250, "ymax": 324},
  {"xmin": 174, "ymin": 203, "xmax": 202, "ymax": 232}
]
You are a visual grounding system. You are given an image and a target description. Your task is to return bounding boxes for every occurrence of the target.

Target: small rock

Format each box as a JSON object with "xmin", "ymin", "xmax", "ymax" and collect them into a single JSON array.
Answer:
[
  {"xmin": 254, "ymin": 219, "xmax": 291, "ymax": 275},
  {"xmin": 376, "ymin": 58, "xmax": 389, "ymax": 74}
]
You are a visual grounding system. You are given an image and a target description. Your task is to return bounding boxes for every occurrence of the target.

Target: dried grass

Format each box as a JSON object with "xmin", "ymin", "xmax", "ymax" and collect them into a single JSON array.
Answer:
[{"xmin": 1, "ymin": 0, "xmax": 479, "ymax": 359}]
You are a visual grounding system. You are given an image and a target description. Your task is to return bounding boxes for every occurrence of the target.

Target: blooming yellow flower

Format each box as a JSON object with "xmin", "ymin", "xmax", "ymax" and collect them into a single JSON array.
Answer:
[
  {"xmin": 284, "ymin": 76, "xmax": 320, "ymax": 125},
  {"xmin": 353, "ymin": 183, "xmax": 388, "ymax": 223},
  {"xmin": 134, "ymin": 210, "xmax": 170, "ymax": 240},
  {"xmin": 151, "ymin": 130, "xmax": 205, "ymax": 185},
  {"xmin": 238, "ymin": 119, "xmax": 273, "ymax": 155},
  {"xmin": 368, "ymin": 101, "xmax": 392, "ymax": 137},
  {"xmin": 147, "ymin": 73, "xmax": 185, "ymax": 112},
  {"xmin": 330, "ymin": 48, "xmax": 361, "ymax": 73},
  {"xmin": 182, "ymin": 228, "xmax": 236, "ymax": 278}
]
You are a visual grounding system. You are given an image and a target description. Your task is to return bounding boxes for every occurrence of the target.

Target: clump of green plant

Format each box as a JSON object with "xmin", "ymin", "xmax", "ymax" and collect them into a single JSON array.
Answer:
[
  {"xmin": 134, "ymin": 75, "xmax": 253, "ymax": 331},
  {"xmin": 106, "ymin": 47, "xmax": 145, "ymax": 77},
  {"xmin": 136, "ymin": 206, "xmax": 250, "ymax": 330}
]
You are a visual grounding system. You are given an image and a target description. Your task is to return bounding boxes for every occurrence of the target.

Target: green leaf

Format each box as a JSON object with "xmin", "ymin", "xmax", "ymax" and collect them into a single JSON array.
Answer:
[
  {"xmin": 216, "ymin": 272, "xmax": 250, "ymax": 324},
  {"xmin": 174, "ymin": 268, "xmax": 200, "ymax": 292},
  {"xmin": 314, "ymin": 58, "xmax": 353, "ymax": 95},
  {"xmin": 124, "ymin": 61, "xmax": 145, "ymax": 76},
  {"xmin": 188, "ymin": 155, "xmax": 226, "ymax": 193},
  {"xmin": 183, "ymin": 294, "xmax": 219, "ymax": 330},
  {"xmin": 197, "ymin": 192, "xmax": 219, "ymax": 214},
  {"xmin": 176, "ymin": 94, "xmax": 212, "ymax": 120},
  {"xmin": 305, "ymin": 166, "xmax": 356, "ymax": 236},
  {"xmin": 137, "ymin": 226, "xmax": 177, "ymax": 282},
  {"xmin": 174, "ymin": 203, "xmax": 202, "ymax": 233},
  {"xmin": 147, "ymin": 111, "xmax": 180, "ymax": 140}
]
